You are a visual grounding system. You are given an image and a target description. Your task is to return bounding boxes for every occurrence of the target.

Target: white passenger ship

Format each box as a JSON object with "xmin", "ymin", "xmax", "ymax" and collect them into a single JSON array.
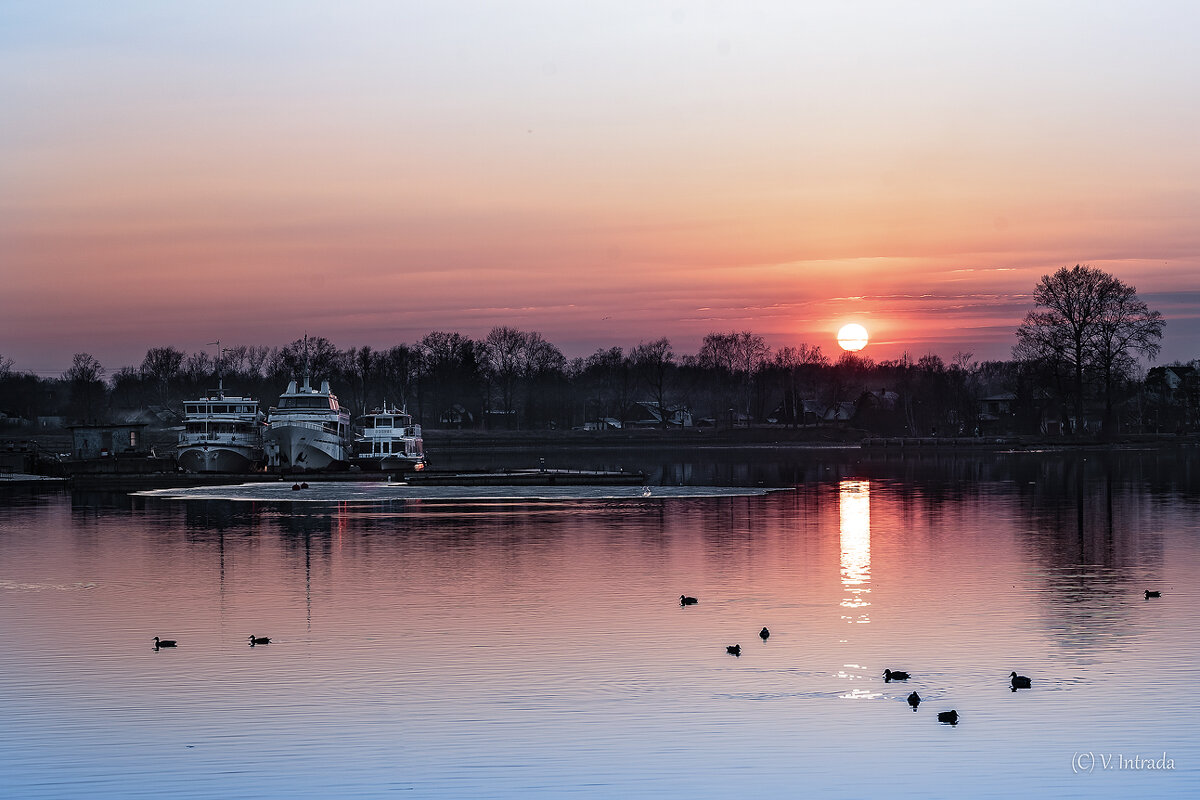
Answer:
[
  {"xmin": 177, "ymin": 384, "xmax": 265, "ymax": 473},
  {"xmin": 353, "ymin": 404, "xmax": 425, "ymax": 472},
  {"xmin": 264, "ymin": 375, "xmax": 352, "ymax": 471}
]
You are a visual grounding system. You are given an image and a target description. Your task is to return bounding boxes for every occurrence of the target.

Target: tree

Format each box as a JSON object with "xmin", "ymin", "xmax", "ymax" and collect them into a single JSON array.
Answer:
[
  {"xmin": 1014, "ymin": 265, "xmax": 1163, "ymax": 434},
  {"xmin": 630, "ymin": 338, "xmax": 674, "ymax": 428},
  {"xmin": 63, "ymin": 352, "xmax": 105, "ymax": 422},
  {"xmin": 140, "ymin": 346, "xmax": 185, "ymax": 403}
]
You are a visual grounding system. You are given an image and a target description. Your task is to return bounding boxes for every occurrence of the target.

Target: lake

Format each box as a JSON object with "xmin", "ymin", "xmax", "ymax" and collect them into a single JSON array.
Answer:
[{"xmin": 1, "ymin": 446, "xmax": 1198, "ymax": 798}]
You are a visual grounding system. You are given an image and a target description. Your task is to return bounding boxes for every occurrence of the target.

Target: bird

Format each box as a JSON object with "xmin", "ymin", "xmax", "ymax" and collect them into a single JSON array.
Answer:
[
  {"xmin": 248, "ymin": 635, "xmax": 271, "ymax": 646},
  {"xmin": 1145, "ymin": 590, "xmax": 1161, "ymax": 599},
  {"xmin": 1010, "ymin": 671, "xmax": 1032, "ymax": 690},
  {"xmin": 292, "ymin": 483, "xmax": 302, "ymax": 491},
  {"xmin": 301, "ymin": 482, "xmax": 309, "ymax": 489},
  {"xmin": 726, "ymin": 644, "xmax": 741, "ymax": 656},
  {"xmin": 680, "ymin": 595, "xmax": 698, "ymax": 606},
  {"xmin": 907, "ymin": 692, "xmax": 921, "ymax": 710},
  {"xmin": 759, "ymin": 627, "xmax": 770, "ymax": 641},
  {"xmin": 937, "ymin": 710, "xmax": 959, "ymax": 725},
  {"xmin": 883, "ymin": 669, "xmax": 910, "ymax": 682},
  {"xmin": 153, "ymin": 636, "xmax": 177, "ymax": 649}
]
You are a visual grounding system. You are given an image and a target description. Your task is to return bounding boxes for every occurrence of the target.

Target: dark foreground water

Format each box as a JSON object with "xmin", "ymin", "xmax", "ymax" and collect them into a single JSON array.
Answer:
[{"xmin": 2, "ymin": 448, "xmax": 1199, "ymax": 798}]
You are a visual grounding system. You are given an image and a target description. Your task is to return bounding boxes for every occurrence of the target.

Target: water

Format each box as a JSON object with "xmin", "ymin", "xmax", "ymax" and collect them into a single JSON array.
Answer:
[{"xmin": 2, "ymin": 449, "xmax": 1199, "ymax": 798}]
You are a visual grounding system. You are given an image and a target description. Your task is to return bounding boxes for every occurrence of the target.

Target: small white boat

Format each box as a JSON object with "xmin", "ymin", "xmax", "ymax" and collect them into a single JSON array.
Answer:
[
  {"xmin": 264, "ymin": 376, "xmax": 352, "ymax": 471},
  {"xmin": 354, "ymin": 404, "xmax": 425, "ymax": 472},
  {"xmin": 177, "ymin": 386, "xmax": 265, "ymax": 473}
]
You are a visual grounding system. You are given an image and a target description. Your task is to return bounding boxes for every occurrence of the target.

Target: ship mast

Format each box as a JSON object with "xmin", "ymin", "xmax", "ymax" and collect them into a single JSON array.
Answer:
[{"xmin": 207, "ymin": 339, "xmax": 224, "ymax": 396}]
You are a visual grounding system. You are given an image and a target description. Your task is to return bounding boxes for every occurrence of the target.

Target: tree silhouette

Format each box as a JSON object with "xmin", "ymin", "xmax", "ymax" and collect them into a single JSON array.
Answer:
[{"xmin": 1014, "ymin": 265, "xmax": 1163, "ymax": 434}]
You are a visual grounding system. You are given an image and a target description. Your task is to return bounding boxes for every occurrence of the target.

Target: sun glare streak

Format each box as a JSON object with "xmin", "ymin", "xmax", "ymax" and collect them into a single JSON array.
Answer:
[{"xmin": 839, "ymin": 479, "xmax": 871, "ymax": 624}]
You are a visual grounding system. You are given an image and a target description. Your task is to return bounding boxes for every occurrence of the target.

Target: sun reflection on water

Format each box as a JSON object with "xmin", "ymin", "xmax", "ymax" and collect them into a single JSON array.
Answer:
[{"xmin": 839, "ymin": 479, "xmax": 871, "ymax": 624}]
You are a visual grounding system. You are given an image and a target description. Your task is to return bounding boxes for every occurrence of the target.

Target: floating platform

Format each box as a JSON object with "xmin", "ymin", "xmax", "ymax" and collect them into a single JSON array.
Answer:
[{"xmin": 404, "ymin": 468, "xmax": 646, "ymax": 486}]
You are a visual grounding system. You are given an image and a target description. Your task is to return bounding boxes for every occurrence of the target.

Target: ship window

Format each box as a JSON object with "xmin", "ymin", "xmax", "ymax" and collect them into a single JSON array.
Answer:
[{"xmin": 377, "ymin": 418, "xmax": 392, "ymax": 428}]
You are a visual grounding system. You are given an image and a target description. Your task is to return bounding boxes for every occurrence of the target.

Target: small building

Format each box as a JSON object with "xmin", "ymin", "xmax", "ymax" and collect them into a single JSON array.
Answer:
[{"xmin": 69, "ymin": 423, "xmax": 149, "ymax": 460}]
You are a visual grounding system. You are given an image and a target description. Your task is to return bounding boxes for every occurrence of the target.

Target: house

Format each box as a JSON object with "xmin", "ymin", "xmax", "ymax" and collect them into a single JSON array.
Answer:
[
  {"xmin": 822, "ymin": 401, "xmax": 857, "ymax": 423},
  {"xmin": 68, "ymin": 423, "xmax": 149, "ymax": 460},
  {"xmin": 439, "ymin": 404, "xmax": 474, "ymax": 428},
  {"xmin": 622, "ymin": 401, "xmax": 694, "ymax": 428}
]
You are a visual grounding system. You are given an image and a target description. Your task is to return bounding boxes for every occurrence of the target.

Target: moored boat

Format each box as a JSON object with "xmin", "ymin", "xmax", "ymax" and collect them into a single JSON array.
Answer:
[
  {"xmin": 264, "ymin": 376, "xmax": 352, "ymax": 471},
  {"xmin": 353, "ymin": 404, "xmax": 425, "ymax": 472},
  {"xmin": 177, "ymin": 387, "xmax": 265, "ymax": 473}
]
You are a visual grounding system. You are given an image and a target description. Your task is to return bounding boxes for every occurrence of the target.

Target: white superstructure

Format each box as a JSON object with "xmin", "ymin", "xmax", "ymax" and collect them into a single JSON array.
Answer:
[
  {"xmin": 353, "ymin": 404, "xmax": 425, "ymax": 471},
  {"xmin": 177, "ymin": 388, "xmax": 264, "ymax": 473}
]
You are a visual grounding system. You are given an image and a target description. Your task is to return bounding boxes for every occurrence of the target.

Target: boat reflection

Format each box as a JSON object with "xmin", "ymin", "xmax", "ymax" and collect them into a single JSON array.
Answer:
[{"xmin": 839, "ymin": 479, "xmax": 871, "ymax": 624}]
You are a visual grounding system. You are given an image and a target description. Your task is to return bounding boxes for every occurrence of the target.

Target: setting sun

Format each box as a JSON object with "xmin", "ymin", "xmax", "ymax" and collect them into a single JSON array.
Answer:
[{"xmin": 837, "ymin": 323, "xmax": 869, "ymax": 352}]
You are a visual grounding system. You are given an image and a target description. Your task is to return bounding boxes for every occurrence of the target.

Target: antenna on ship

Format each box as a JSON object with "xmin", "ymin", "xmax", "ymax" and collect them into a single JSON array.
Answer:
[
  {"xmin": 301, "ymin": 333, "xmax": 311, "ymax": 392},
  {"xmin": 207, "ymin": 339, "xmax": 224, "ymax": 396}
]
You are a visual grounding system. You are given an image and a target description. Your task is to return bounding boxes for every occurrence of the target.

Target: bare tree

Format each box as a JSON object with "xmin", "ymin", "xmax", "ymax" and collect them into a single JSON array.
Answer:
[
  {"xmin": 631, "ymin": 338, "xmax": 674, "ymax": 428},
  {"xmin": 1014, "ymin": 265, "xmax": 1163, "ymax": 433},
  {"xmin": 140, "ymin": 346, "xmax": 184, "ymax": 403},
  {"xmin": 63, "ymin": 352, "xmax": 105, "ymax": 421}
]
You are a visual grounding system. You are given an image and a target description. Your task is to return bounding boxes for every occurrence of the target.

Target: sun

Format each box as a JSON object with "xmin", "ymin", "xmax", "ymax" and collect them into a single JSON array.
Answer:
[{"xmin": 837, "ymin": 323, "xmax": 869, "ymax": 352}]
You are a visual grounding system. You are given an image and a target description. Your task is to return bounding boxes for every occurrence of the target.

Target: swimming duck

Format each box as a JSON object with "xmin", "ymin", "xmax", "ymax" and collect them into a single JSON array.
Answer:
[
  {"xmin": 1010, "ymin": 671, "xmax": 1032, "ymax": 690},
  {"xmin": 937, "ymin": 710, "xmax": 958, "ymax": 724},
  {"xmin": 883, "ymin": 669, "xmax": 910, "ymax": 682},
  {"xmin": 153, "ymin": 636, "xmax": 177, "ymax": 649},
  {"xmin": 680, "ymin": 595, "xmax": 698, "ymax": 606},
  {"xmin": 759, "ymin": 627, "xmax": 770, "ymax": 641},
  {"xmin": 726, "ymin": 644, "xmax": 741, "ymax": 656},
  {"xmin": 1145, "ymin": 590, "xmax": 1161, "ymax": 599},
  {"xmin": 292, "ymin": 483, "xmax": 302, "ymax": 491},
  {"xmin": 907, "ymin": 692, "xmax": 921, "ymax": 710},
  {"xmin": 249, "ymin": 635, "xmax": 271, "ymax": 645}
]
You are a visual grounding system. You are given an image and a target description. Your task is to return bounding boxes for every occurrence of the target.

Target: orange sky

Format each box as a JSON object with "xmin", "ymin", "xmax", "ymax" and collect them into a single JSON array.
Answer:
[{"xmin": 3, "ymin": 2, "xmax": 1198, "ymax": 373}]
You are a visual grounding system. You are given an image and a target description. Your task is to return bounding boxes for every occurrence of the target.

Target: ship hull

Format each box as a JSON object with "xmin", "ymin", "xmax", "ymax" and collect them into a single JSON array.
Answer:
[
  {"xmin": 177, "ymin": 445, "xmax": 260, "ymax": 474},
  {"xmin": 265, "ymin": 424, "xmax": 349, "ymax": 471}
]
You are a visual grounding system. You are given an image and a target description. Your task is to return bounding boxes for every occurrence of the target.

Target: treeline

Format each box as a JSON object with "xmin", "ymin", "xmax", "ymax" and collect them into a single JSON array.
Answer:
[{"xmin": 0, "ymin": 326, "xmax": 1190, "ymax": 435}]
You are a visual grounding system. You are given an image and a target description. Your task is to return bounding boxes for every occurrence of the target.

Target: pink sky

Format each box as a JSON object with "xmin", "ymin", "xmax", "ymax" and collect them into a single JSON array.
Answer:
[{"xmin": 3, "ymin": 2, "xmax": 1198, "ymax": 375}]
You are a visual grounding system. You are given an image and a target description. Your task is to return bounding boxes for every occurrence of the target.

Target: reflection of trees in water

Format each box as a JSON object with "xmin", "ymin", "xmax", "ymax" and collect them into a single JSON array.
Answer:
[{"xmin": 1012, "ymin": 453, "xmax": 1170, "ymax": 654}]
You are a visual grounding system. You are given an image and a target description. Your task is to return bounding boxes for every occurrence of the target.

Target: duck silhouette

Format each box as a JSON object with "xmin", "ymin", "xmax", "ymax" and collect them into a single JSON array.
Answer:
[
  {"xmin": 937, "ymin": 710, "xmax": 958, "ymax": 725},
  {"xmin": 1010, "ymin": 671, "xmax": 1032, "ymax": 690},
  {"xmin": 759, "ymin": 627, "xmax": 770, "ymax": 641},
  {"xmin": 726, "ymin": 644, "xmax": 741, "ymax": 656},
  {"xmin": 249, "ymin": 635, "xmax": 271, "ymax": 646},
  {"xmin": 883, "ymin": 669, "xmax": 910, "ymax": 682},
  {"xmin": 1145, "ymin": 590, "xmax": 1161, "ymax": 599},
  {"xmin": 153, "ymin": 636, "xmax": 177, "ymax": 649},
  {"xmin": 680, "ymin": 595, "xmax": 698, "ymax": 606}
]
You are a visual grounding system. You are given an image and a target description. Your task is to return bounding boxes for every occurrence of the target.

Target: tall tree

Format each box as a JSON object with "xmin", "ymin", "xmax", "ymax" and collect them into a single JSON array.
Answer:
[
  {"xmin": 1014, "ymin": 265, "xmax": 1163, "ymax": 433},
  {"xmin": 140, "ymin": 346, "xmax": 185, "ymax": 404},
  {"xmin": 63, "ymin": 352, "xmax": 105, "ymax": 422},
  {"xmin": 630, "ymin": 338, "xmax": 674, "ymax": 428}
]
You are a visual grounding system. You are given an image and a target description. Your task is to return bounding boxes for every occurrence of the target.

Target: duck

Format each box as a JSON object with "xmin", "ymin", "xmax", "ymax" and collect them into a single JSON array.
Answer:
[
  {"xmin": 153, "ymin": 636, "xmax": 177, "ymax": 649},
  {"xmin": 726, "ymin": 644, "xmax": 741, "ymax": 656},
  {"xmin": 248, "ymin": 635, "xmax": 271, "ymax": 646},
  {"xmin": 1010, "ymin": 671, "xmax": 1032, "ymax": 690},
  {"xmin": 680, "ymin": 595, "xmax": 698, "ymax": 606},
  {"xmin": 292, "ymin": 483, "xmax": 302, "ymax": 491},
  {"xmin": 907, "ymin": 691, "xmax": 921, "ymax": 710},
  {"xmin": 301, "ymin": 482, "xmax": 309, "ymax": 489},
  {"xmin": 883, "ymin": 669, "xmax": 910, "ymax": 682},
  {"xmin": 759, "ymin": 627, "xmax": 770, "ymax": 641},
  {"xmin": 1145, "ymin": 590, "xmax": 1161, "ymax": 599},
  {"xmin": 937, "ymin": 710, "xmax": 958, "ymax": 725}
]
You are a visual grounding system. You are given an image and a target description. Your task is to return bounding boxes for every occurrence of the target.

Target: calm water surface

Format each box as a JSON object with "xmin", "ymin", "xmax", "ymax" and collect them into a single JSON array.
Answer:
[{"xmin": 2, "ymin": 449, "xmax": 1199, "ymax": 798}]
